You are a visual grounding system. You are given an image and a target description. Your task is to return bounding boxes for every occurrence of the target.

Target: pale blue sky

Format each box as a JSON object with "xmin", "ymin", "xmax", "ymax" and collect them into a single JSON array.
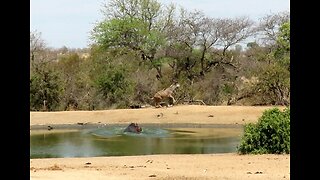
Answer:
[{"xmin": 30, "ymin": 0, "xmax": 290, "ymax": 49}]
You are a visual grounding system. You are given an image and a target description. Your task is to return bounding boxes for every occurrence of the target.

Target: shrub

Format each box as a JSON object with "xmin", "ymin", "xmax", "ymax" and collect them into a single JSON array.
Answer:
[
  {"xmin": 95, "ymin": 66, "xmax": 134, "ymax": 108},
  {"xmin": 30, "ymin": 69, "xmax": 62, "ymax": 111},
  {"xmin": 237, "ymin": 107, "xmax": 290, "ymax": 154}
]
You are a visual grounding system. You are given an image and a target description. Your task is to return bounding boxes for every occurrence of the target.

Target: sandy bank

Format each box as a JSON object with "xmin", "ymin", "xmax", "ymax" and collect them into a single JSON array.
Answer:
[{"xmin": 30, "ymin": 105, "xmax": 285, "ymax": 127}]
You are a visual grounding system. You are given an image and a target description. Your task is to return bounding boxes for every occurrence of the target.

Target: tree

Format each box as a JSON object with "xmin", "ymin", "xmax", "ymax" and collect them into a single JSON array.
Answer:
[
  {"xmin": 242, "ymin": 21, "xmax": 290, "ymax": 106},
  {"xmin": 205, "ymin": 16, "xmax": 255, "ymax": 73},
  {"xmin": 257, "ymin": 11, "xmax": 290, "ymax": 46},
  {"xmin": 254, "ymin": 63, "xmax": 290, "ymax": 105},
  {"xmin": 30, "ymin": 68, "xmax": 62, "ymax": 111},
  {"xmin": 54, "ymin": 53, "xmax": 91, "ymax": 110},
  {"xmin": 274, "ymin": 22, "xmax": 290, "ymax": 69},
  {"xmin": 91, "ymin": 0, "xmax": 172, "ymax": 79},
  {"xmin": 30, "ymin": 31, "xmax": 63, "ymax": 111},
  {"xmin": 30, "ymin": 30, "xmax": 46, "ymax": 62},
  {"xmin": 86, "ymin": 46, "xmax": 137, "ymax": 109},
  {"xmin": 165, "ymin": 10, "xmax": 255, "ymax": 81}
]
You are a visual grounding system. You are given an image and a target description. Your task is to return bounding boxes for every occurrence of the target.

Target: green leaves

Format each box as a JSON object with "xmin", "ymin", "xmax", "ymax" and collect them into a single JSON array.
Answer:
[
  {"xmin": 95, "ymin": 66, "xmax": 133, "ymax": 107},
  {"xmin": 30, "ymin": 69, "xmax": 62, "ymax": 111},
  {"xmin": 275, "ymin": 22, "xmax": 290, "ymax": 57},
  {"xmin": 255, "ymin": 63, "xmax": 290, "ymax": 105},
  {"xmin": 92, "ymin": 17, "xmax": 148, "ymax": 49},
  {"xmin": 237, "ymin": 107, "xmax": 290, "ymax": 154},
  {"xmin": 274, "ymin": 22, "xmax": 290, "ymax": 70}
]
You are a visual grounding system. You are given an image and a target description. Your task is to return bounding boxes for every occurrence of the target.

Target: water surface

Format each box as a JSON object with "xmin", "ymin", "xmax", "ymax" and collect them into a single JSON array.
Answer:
[{"xmin": 30, "ymin": 125, "xmax": 243, "ymax": 159}]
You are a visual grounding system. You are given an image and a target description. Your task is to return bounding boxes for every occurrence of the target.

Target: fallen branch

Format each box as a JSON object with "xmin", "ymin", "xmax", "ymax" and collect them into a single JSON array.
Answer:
[{"xmin": 182, "ymin": 99, "xmax": 206, "ymax": 105}]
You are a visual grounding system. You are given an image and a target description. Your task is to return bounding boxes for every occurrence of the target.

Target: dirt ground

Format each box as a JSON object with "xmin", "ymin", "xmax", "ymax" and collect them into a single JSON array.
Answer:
[{"xmin": 30, "ymin": 105, "xmax": 290, "ymax": 180}]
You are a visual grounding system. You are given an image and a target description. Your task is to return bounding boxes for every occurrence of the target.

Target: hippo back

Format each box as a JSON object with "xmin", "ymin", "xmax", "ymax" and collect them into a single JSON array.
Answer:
[{"xmin": 124, "ymin": 123, "xmax": 142, "ymax": 133}]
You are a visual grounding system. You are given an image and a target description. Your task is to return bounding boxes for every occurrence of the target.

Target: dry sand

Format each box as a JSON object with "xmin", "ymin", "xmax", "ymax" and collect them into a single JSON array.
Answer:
[{"xmin": 30, "ymin": 105, "xmax": 290, "ymax": 180}]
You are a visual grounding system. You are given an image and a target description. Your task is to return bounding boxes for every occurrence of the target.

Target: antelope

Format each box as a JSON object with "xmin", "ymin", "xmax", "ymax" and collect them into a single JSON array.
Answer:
[{"xmin": 153, "ymin": 83, "xmax": 180, "ymax": 108}]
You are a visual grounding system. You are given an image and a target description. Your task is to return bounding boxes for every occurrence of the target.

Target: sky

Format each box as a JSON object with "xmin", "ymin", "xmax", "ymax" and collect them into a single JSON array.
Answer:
[{"xmin": 30, "ymin": 0, "xmax": 290, "ymax": 49}]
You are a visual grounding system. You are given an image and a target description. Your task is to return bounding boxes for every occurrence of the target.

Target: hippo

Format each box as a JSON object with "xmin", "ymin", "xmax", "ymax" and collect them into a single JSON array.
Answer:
[{"xmin": 124, "ymin": 123, "xmax": 142, "ymax": 133}]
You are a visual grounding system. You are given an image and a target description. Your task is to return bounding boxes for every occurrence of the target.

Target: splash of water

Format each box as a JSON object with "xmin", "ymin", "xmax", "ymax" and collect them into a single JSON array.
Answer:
[{"xmin": 86, "ymin": 127, "xmax": 171, "ymax": 138}]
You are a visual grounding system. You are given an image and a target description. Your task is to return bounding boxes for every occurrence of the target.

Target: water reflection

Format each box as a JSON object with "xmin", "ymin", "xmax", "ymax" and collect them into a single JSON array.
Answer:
[{"xmin": 30, "ymin": 126, "xmax": 243, "ymax": 159}]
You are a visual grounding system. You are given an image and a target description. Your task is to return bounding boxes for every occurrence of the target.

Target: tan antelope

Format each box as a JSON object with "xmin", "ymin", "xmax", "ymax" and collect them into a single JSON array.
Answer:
[{"xmin": 153, "ymin": 82, "xmax": 180, "ymax": 108}]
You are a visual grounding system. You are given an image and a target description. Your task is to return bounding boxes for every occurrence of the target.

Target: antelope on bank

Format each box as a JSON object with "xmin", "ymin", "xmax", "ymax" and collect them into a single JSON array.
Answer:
[{"xmin": 153, "ymin": 83, "xmax": 180, "ymax": 108}]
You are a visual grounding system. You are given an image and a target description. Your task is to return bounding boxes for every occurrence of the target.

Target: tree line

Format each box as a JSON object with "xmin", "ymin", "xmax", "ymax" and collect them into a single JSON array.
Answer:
[{"xmin": 30, "ymin": 0, "xmax": 290, "ymax": 111}]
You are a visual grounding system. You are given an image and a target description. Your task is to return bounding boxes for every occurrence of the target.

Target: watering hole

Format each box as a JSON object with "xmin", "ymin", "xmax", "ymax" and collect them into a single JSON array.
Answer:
[{"xmin": 30, "ymin": 124, "xmax": 244, "ymax": 159}]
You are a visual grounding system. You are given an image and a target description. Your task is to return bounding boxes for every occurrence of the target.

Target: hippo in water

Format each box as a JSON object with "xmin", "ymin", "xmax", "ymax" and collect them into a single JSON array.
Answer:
[{"xmin": 124, "ymin": 123, "xmax": 142, "ymax": 133}]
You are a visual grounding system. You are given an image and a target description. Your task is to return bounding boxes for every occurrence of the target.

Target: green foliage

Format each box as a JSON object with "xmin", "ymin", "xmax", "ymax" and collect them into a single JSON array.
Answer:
[
  {"xmin": 141, "ymin": 29, "xmax": 166, "ymax": 54},
  {"xmin": 58, "ymin": 53, "xmax": 81, "ymax": 72},
  {"xmin": 54, "ymin": 53, "xmax": 94, "ymax": 110},
  {"xmin": 274, "ymin": 22, "xmax": 290, "ymax": 70},
  {"xmin": 30, "ymin": 69, "xmax": 62, "ymax": 111},
  {"xmin": 254, "ymin": 63, "xmax": 290, "ymax": 105},
  {"xmin": 95, "ymin": 66, "xmax": 133, "ymax": 108},
  {"xmin": 274, "ymin": 22, "xmax": 290, "ymax": 59},
  {"xmin": 91, "ymin": 17, "xmax": 147, "ymax": 49},
  {"xmin": 246, "ymin": 22, "xmax": 290, "ymax": 106},
  {"xmin": 237, "ymin": 107, "xmax": 290, "ymax": 154},
  {"xmin": 221, "ymin": 83, "xmax": 235, "ymax": 95},
  {"xmin": 30, "ymin": 8, "xmax": 290, "ymax": 110}
]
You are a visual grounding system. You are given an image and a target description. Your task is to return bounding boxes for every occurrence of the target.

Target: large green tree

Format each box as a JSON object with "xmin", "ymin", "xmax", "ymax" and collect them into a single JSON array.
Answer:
[{"xmin": 91, "ymin": 0, "xmax": 171, "ymax": 79}]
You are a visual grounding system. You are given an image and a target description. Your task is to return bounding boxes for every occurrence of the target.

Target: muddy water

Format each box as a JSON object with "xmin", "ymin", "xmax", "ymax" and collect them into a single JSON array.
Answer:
[{"xmin": 30, "ymin": 125, "xmax": 243, "ymax": 159}]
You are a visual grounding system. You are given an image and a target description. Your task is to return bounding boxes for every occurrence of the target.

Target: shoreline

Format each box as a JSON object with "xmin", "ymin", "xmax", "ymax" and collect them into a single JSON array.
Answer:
[
  {"xmin": 30, "ymin": 122, "xmax": 244, "ymax": 130},
  {"xmin": 31, "ymin": 105, "xmax": 285, "ymax": 126}
]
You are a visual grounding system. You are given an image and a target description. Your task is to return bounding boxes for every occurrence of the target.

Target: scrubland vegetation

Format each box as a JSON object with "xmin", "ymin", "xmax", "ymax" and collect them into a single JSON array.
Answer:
[{"xmin": 30, "ymin": 0, "xmax": 290, "ymax": 111}]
